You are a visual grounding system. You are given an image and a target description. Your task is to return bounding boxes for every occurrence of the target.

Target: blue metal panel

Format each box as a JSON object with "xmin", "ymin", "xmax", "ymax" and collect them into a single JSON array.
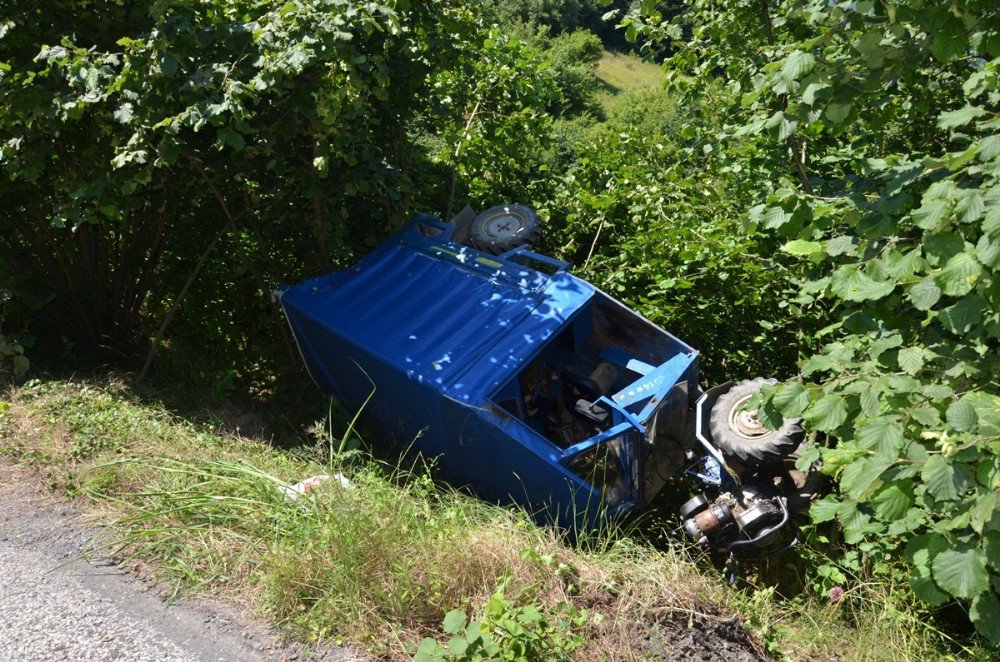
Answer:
[
  {"xmin": 441, "ymin": 399, "xmax": 606, "ymax": 530},
  {"xmin": 444, "ymin": 271, "xmax": 595, "ymax": 403},
  {"xmin": 282, "ymin": 309, "xmax": 452, "ymax": 459},
  {"xmin": 279, "ymin": 222, "xmax": 595, "ymax": 402}
]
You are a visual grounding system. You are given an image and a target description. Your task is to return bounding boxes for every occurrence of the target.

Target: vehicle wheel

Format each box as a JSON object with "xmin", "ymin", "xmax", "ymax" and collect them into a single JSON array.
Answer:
[
  {"xmin": 709, "ymin": 377, "xmax": 804, "ymax": 465},
  {"xmin": 470, "ymin": 204, "xmax": 541, "ymax": 255}
]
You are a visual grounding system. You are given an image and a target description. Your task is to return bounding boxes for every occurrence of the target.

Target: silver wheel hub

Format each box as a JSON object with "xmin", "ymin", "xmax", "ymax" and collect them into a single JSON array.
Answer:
[
  {"xmin": 483, "ymin": 210, "xmax": 524, "ymax": 238},
  {"xmin": 729, "ymin": 394, "xmax": 768, "ymax": 439}
]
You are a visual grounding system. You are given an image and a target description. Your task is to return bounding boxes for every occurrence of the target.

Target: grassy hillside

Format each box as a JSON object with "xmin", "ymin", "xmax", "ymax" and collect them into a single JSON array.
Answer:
[
  {"xmin": 0, "ymin": 376, "xmax": 979, "ymax": 660},
  {"xmin": 595, "ymin": 52, "xmax": 664, "ymax": 92},
  {"xmin": 594, "ymin": 51, "xmax": 664, "ymax": 111}
]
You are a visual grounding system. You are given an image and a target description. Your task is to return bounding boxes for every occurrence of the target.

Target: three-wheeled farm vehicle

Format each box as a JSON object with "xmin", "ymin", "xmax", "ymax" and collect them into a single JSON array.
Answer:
[{"xmin": 277, "ymin": 205, "xmax": 819, "ymax": 560}]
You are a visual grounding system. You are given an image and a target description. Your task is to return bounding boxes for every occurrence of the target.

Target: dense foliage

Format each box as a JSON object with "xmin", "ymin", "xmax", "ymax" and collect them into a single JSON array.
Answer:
[
  {"xmin": 2, "ymin": 0, "xmax": 998, "ymax": 649},
  {"xmin": 627, "ymin": 0, "xmax": 1000, "ymax": 643},
  {"xmin": 0, "ymin": 0, "xmax": 551, "ymax": 383},
  {"xmin": 539, "ymin": 117, "xmax": 813, "ymax": 382}
]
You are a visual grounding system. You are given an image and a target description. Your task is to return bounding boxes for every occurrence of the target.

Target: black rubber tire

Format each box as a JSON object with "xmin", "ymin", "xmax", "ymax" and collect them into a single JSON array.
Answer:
[
  {"xmin": 709, "ymin": 377, "xmax": 804, "ymax": 465},
  {"xmin": 469, "ymin": 204, "xmax": 541, "ymax": 255}
]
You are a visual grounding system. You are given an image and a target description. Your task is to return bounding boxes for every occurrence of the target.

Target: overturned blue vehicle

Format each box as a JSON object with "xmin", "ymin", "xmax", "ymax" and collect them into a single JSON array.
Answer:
[{"xmin": 277, "ymin": 206, "xmax": 817, "ymax": 555}]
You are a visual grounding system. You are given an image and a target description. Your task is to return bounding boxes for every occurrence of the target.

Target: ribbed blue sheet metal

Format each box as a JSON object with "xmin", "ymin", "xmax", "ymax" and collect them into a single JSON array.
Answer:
[{"xmin": 279, "ymin": 221, "xmax": 595, "ymax": 402}]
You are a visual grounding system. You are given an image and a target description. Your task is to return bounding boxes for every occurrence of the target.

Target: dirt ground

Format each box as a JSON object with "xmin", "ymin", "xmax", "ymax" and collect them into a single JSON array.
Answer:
[{"xmin": 635, "ymin": 614, "xmax": 765, "ymax": 661}]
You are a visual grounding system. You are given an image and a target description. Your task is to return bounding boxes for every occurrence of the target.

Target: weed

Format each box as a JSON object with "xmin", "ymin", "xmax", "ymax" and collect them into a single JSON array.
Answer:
[{"xmin": 413, "ymin": 587, "xmax": 589, "ymax": 661}]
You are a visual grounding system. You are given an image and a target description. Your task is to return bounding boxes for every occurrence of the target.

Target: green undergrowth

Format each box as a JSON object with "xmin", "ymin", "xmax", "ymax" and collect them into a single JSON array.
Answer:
[{"xmin": 0, "ymin": 377, "xmax": 983, "ymax": 660}]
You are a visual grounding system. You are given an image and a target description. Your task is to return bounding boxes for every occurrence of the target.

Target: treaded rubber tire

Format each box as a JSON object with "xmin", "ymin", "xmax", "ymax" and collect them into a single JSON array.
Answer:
[
  {"xmin": 709, "ymin": 377, "xmax": 804, "ymax": 465},
  {"xmin": 470, "ymin": 204, "xmax": 541, "ymax": 255}
]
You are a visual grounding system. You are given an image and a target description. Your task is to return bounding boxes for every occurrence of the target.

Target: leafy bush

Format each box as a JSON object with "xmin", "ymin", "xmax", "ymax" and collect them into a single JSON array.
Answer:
[
  {"xmin": 478, "ymin": 0, "xmax": 606, "ymax": 35},
  {"xmin": 414, "ymin": 591, "xmax": 588, "ymax": 661},
  {"xmin": 604, "ymin": 88, "xmax": 679, "ymax": 137},
  {"xmin": 0, "ymin": 1, "xmax": 560, "ymax": 383},
  {"xmin": 542, "ymin": 30, "xmax": 604, "ymax": 115},
  {"xmin": 538, "ymin": 120, "xmax": 815, "ymax": 382},
  {"xmin": 629, "ymin": 0, "xmax": 1000, "ymax": 644}
]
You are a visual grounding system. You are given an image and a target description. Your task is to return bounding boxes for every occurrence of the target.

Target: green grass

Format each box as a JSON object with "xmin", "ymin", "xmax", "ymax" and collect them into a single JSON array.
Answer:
[
  {"xmin": 594, "ymin": 51, "xmax": 665, "ymax": 113},
  {"xmin": 595, "ymin": 52, "xmax": 664, "ymax": 93},
  {"xmin": 0, "ymin": 377, "xmax": 986, "ymax": 660}
]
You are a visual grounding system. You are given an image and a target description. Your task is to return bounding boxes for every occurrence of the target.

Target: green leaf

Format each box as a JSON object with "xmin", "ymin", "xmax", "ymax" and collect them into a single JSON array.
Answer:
[
  {"xmin": 888, "ymin": 507, "xmax": 927, "ymax": 536},
  {"xmin": 937, "ymin": 104, "xmax": 986, "ymax": 130},
  {"xmin": 842, "ymin": 454, "xmax": 895, "ymax": 499},
  {"xmin": 781, "ymin": 239, "xmax": 823, "ymax": 256},
  {"xmin": 825, "ymin": 235, "xmax": 856, "ymax": 257},
  {"xmin": 447, "ymin": 635, "xmax": 469, "ymax": 656},
  {"xmin": 947, "ymin": 399, "xmax": 978, "ymax": 432},
  {"xmin": 910, "ymin": 571, "xmax": 951, "ymax": 607},
  {"xmin": 939, "ymin": 295, "xmax": 987, "ymax": 334},
  {"xmin": 922, "ymin": 456, "xmax": 970, "ymax": 501},
  {"xmin": 911, "ymin": 406, "xmax": 941, "ymax": 426},
  {"xmin": 443, "ymin": 610, "xmax": 467, "ymax": 634},
  {"xmin": 971, "ymin": 492, "xmax": 997, "ymax": 535},
  {"xmin": 856, "ymin": 416, "xmax": 904, "ymax": 454},
  {"xmin": 932, "ymin": 547, "xmax": 989, "ymax": 599},
  {"xmin": 931, "ymin": 25, "xmax": 968, "ymax": 64},
  {"xmin": 924, "ymin": 232, "xmax": 965, "ymax": 264},
  {"xmin": 884, "ymin": 249, "xmax": 924, "ymax": 278},
  {"xmin": 830, "ymin": 264, "xmax": 895, "ymax": 302},
  {"xmin": 795, "ymin": 442, "xmax": 821, "ymax": 472},
  {"xmin": 772, "ymin": 382, "xmax": 809, "ymax": 417},
  {"xmin": 976, "ymin": 232, "xmax": 1000, "ymax": 268},
  {"xmin": 912, "ymin": 199, "xmax": 950, "ymax": 230},
  {"xmin": 868, "ymin": 333, "xmax": 902, "ymax": 360},
  {"xmin": 113, "ymin": 102, "xmax": 134, "ymax": 124},
  {"xmin": 978, "ymin": 135, "xmax": 1000, "ymax": 161},
  {"xmin": 860, "ymin": 390, "xmax": 881, "ymax": 417},
  {"xmin": 761, "ymin": 205, "xmax": 792, "ymax": 229},
  {"xmin": 908, "ymin": 277, "xmax": 942, "ymax": 310},
  {"xmin": 937, "ymin": 252, "xmax": 983, "ymax": 297},
  {"xmin": 906, "ymin": 534, "xmax": 951, "ymax": 606},
  {"xmin": 11, "ymin": 355, "xmax": 29, "ymax": 376},
  {"xmin": 906, "ymin": 533, "xmax": 948, "ymax": 563},
  {"xmin": 825, "ymin": 103, "xmax": 851, "ymax": 123},
  {"xmin": 923, "ymin": 384, "xmax": 954, "ymax": 400},
  {"xmin": 802, "ymin": 353, "xmax": 833, "ymax": 376},
  {"xmin": 805, "ymin": 394, "xmax": 848, "ymax": 432},
  {"xmin": 954, "ymin": 191, "xmax": 985, "ymax": 224},
  {"xmin": 414, "ymin": 638, "xmax": 441, "ymax": 662},
  {"xmin": 986, "ymin": 533, "xmax": 1000, "ymax": 570},
  {"xmin": 971, "ymin": 593, "xmax": 1000, "ymax": 645},
  {"xmin": 801, "ymin": 82, "xmax": 829, "ymax": 106},
  {"xmin": 810, "ymin": 495, "xmax": 841, "ymax": 523},
  {"xmin": 219, "ymin": 128, "xmax": 245, "ymax": 151},
  {"xmin": 897, "ymin": 347, "xmax": 925, "ymax": 375},
  {"xmin": 158, "ymin": 54, "xmax": 178, "ymax": 77},
  {"xmin": 872, "ymin": 482, "xmax": 913, "ymax": 521},
  {"xmin": 837, "ymin": 499, "xmax": 869, "ymax": 532},
  {"xmin": 780, "ymin": 50, "xmax": 815, "ymax": 79}
]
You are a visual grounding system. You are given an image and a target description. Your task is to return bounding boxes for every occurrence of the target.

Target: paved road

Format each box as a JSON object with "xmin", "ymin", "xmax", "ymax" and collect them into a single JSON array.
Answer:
[{"xmin": 0, "ymin": 468, "xmax": 356, "ymax": 662}]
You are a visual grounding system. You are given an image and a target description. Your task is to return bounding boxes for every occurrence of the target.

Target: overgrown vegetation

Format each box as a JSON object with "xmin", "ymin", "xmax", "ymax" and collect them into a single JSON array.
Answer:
[
  {"xmin": 621, "ymin": 0, "xmax": 1000, "ymax": 645},
  {"xmin": 0, "ymin": 378, "xmax": 978, "ymax": 659},
  {"xmin": 1, "ymin": 0, "xmax": 998, "ymax": 654}
]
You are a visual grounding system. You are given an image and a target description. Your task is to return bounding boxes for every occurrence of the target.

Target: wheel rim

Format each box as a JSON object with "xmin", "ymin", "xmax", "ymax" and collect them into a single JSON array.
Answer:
[
  {"xmin": 482, "ymin": 208, "xmax": 525, "ymax": 240},
  {"xmin": 728, "ymin": 394, "xmax": 769, "ymax": 439}
]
